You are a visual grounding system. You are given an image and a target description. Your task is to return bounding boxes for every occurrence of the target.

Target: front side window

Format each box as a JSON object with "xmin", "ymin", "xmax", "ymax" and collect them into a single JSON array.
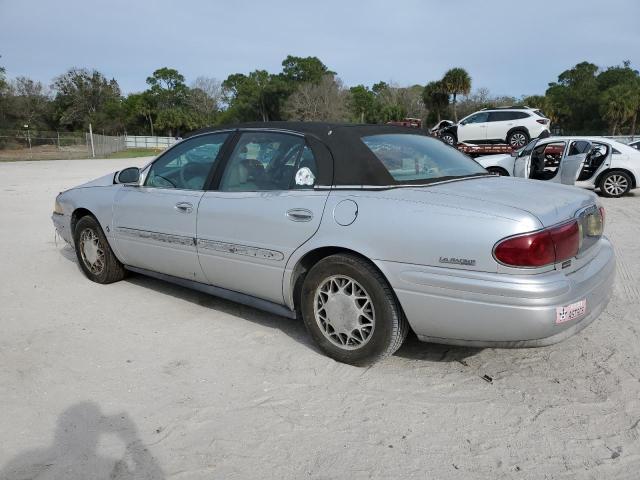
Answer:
[
  {"xmin": 361, "ymin": 134, "xmax": 486, "ymax": 183},
  {"xmin": 463, "ymin": 112, "xmax": 489, "ymax": 124},
  {"xmin": 219, "ymin": 132, "xmax": 318, "ymax": 191},
  {"xmin": 145, "ymin": 133, "xmax": 229, "ymax": 190}
]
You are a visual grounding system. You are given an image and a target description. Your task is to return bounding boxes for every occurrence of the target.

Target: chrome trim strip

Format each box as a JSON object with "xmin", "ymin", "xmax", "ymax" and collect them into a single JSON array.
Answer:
[
  {"xmin": 115, "ymin": 227, "xmax": 194, "ymax": 247},
  {"xmin": 197, "ymin": 238, "xmax": 285, "ymax": 261}
]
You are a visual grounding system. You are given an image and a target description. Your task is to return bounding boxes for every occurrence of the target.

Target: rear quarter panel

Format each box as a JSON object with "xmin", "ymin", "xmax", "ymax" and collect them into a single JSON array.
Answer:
[{"xmin": 283, "ymin": 187, "xmax": 542, "ymax": 308}]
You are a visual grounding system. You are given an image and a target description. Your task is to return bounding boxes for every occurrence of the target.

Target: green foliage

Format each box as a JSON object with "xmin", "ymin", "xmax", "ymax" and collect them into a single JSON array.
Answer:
[
  {"xmin": 222, "ymin": 70, "xmax": 289, "ymax": 122},
  {"xmin": 281, "ymin": 55, "xmax": 333, "ymax": 85},
  {"xmin": 1, "ymin": 55, "xmax": 639, "ymax": 139},
  {"xmin": 422, "ymin": 81, "xmax": 449, "ymax": 122},
  {"xmin": 441, "ymin": 68, "xmax": 472, "ymax": 121}
]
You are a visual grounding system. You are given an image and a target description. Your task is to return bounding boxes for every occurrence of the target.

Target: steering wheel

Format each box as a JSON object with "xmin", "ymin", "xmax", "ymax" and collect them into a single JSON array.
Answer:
[
  {"xmin": 179, "ymin": 162, "xmax": 202, "ymax": 189},
  {"xmin": 152, "ymin": 174, "xmax": 176, "ymax": 188}
]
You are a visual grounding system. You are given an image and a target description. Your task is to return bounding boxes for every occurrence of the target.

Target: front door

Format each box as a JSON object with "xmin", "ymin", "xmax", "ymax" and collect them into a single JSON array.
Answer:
[
  {"xmin": 112, "ymin": 132, "xmax": 230, "ymax": 281},
  {"xmin": 196, "ymin": 131, "xmax": 330, "ymax": 304},
  {"xmin": 457, "ymin": 112, "xmax": 489, "ymax": 143}
]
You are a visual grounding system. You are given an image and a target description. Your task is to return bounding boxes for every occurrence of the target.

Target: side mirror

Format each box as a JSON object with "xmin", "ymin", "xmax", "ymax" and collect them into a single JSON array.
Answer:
[
  {"xmin": 115, "ymin": 167, "xmax": 140, "ymax": 185},
  {"xmin": 510, "ymin": 150, "xmax": 518, "ymax": 157}
]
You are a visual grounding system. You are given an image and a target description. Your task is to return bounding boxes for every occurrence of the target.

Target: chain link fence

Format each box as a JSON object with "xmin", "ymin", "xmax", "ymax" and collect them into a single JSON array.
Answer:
[{"xmin": 0, "ymin": 130, "xmax": 128, "ymax": 161}]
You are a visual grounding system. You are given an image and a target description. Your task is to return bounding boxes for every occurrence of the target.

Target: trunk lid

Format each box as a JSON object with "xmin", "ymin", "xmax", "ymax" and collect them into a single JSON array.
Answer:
[{"xmin": 414, "ymin": 176, "xmax": 597, "ymax": 227}]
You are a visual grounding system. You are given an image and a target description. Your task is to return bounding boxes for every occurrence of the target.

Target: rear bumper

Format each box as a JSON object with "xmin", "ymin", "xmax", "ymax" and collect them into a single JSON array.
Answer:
[{"xmin": 376, "ymin": 237, "xmax": 615, "ymax": 348}]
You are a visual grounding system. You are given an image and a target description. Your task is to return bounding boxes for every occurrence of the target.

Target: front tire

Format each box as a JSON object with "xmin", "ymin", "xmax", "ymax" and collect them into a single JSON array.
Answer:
[
  {"xmin": 300, "ymin": 254, "xmax": 409, "ymax": 366},
  {"xmin": 440, "ymin": 133, "xmax": 457, "ymax": 146},
  {"xmin": 507, "ymin": 130, "xmax": 529, "ymax": 149},
  {"xmin": 73, "ymin": 216, "xmax": 126, "ymax": 284},
  {"xmin": 599, "ymin": 170, "xmax": 632, "ymax": 198}
]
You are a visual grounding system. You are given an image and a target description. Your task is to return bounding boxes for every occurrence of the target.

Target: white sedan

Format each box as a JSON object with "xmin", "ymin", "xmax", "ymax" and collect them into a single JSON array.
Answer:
[{"xmin": 476, "ymin": 137, "xmax": 640, "ymax": 197}]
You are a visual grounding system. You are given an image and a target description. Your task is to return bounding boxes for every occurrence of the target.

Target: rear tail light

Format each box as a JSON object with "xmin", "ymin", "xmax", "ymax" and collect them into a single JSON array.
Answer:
[
  {"xmin": 599, "ymin": 206, "xmax": 605, "ymax": 229},
  {"xmin": 536, "ymin": 119, "xmax": 549, "ymax": 125},
  {"xmin": 494, "ymin": 221, "xmax": 580, "ymax": 267}
]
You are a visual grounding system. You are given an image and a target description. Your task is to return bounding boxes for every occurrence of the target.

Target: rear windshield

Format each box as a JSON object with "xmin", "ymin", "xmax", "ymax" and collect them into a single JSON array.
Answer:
[
  {"xmin": 534, "ymin": 109, "xmax": 548, "ymax": 118},
  {"xmin": 361, "ymin": 134, "xmax": 487, "ymax": 183}
]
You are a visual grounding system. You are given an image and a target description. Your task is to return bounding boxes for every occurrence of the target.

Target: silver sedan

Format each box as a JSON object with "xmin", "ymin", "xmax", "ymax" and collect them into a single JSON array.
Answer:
[{"xmin": 52, "ymin": 122, "xmax": 615, "ymax": 365}]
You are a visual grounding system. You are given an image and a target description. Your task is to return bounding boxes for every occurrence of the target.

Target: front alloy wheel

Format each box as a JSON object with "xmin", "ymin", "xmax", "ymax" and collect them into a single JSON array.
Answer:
[
  {"xmin": 73, "ymin": 215, "xmax": 127, "ymax": 284},
  {"xmin": 79, "ymin": 228, "xmax": 106, "ymax": 275}
]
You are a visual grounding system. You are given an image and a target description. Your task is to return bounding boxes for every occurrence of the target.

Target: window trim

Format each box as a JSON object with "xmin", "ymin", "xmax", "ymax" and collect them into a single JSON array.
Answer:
[
  {"xmin": 141, "ymin": 131, "xmax": 235, "ymax": 191},
  {"xmin": 210, "ymin": 129, "xmax": 318, "ymax": 193}
]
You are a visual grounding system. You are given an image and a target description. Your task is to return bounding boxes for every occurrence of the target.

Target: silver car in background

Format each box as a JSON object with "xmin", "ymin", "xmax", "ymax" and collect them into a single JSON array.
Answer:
[{"xmin": 52, "ymin": 123, "xmax": 615, "ymax": 365}]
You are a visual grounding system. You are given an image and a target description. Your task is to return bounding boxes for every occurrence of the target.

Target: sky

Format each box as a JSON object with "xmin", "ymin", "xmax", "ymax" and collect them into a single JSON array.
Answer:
[{"xmin": 1, "ymin": 0, "xmax": 639, "ymax": 97}]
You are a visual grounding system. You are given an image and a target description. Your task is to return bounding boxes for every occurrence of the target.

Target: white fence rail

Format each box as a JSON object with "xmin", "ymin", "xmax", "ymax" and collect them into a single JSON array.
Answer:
[{"xmin": 125, "ymin": 135, "xmax": 178, "ymax": 149}]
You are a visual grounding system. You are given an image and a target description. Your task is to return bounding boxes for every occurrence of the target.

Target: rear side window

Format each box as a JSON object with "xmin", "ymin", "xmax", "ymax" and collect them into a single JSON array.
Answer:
[
  {"xmin": 361, "ymin": 134, "xmax": 486, "ymax": 183},
  {"xmin": 488, "ymin": 111, "xmax": 511, "ymax": 121},
  {"xmin": 488, "ymin": 111, "xmax": 530, "ymax": 121},
  {"xmin": 568, "ymin": 140, "xmax": 591, "ymax": 155},
  {"xmin": 219, "ymin": 132, "xmax": 317, "ymax": 191}
]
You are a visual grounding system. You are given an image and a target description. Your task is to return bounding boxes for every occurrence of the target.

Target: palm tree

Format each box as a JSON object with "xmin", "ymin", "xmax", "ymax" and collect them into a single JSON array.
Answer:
[
  {"xmin": 600, "ymin": 85, "xmax": 635, "ymax": 135},
  {"xmin": 422, "ymin": 81, "xmax": 449, "ymax": 122},
  {"xmin": 442, "ymin": 68, "xmax": 472, "ymax": 122}
]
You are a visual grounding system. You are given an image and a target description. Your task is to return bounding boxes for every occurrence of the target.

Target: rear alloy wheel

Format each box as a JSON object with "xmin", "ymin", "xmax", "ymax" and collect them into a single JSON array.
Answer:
[
  {"xmin": 440, "ymin": 133, "xmax": 457, "ymax": 146},
  {"xmin": 507, "ymin": 130, "xmax": 529, "ymax": 149},
  {"xmin": 301, "ymin": 254, "xmax": 409, "ymax": 366},
  {"xmin": 600, "ymin": 171, "xmax": 632, "ymax": 198},
  {"xmin": 73, "ymin": 216, "xmax": 126, "ymax": 284}
]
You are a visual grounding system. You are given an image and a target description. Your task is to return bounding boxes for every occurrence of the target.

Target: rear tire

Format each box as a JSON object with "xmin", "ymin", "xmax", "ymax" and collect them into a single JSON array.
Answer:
[
  {"xmin": 599, "ymin": 170, "xmax": 632, "ymax": 198},
  {"xmin": 73, "ymin": 216, "xmax": 126, "ymax": 284},
  {"xmin": 507, "ymin": 130, "xmax": 529, "ymax": 149},
  {"xmin": 300, "ymin": 254, "xmax": 409, "ymax": 366}
]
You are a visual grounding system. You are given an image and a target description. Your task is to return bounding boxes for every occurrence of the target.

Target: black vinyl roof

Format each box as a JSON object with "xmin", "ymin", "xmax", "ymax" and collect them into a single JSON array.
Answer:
[{"xmin": 187, "ymin": 122, "xmax": 429, "ymax": 186}]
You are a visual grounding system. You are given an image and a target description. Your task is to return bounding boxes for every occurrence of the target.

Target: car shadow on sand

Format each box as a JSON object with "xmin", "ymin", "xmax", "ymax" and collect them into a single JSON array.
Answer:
[
  {"xmin": 59, "ymin": 245, "xmax": 482, "ymax": 364},
  {"xmin": 0, "ymin": 401, "xmax": 164, "ymax": 480}
]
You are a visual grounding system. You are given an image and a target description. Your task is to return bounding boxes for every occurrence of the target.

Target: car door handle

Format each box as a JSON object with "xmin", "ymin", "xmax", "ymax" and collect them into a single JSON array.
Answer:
[
  {"xmin": 175, "ymin": 202, "xmax": 194, "ymax": 213},
  {"xmin": 286, "ymin": 208, "xmax": 313, "ymax": 222}
]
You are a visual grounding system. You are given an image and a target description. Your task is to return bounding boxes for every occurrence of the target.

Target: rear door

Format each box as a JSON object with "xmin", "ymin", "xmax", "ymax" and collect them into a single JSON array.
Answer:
[
  {"xmin": 196, "ymin": 130, "xmax": 332, "ymax": 304},
  {"xmin": 457, "ymin": 112, "xmax": 489, "ymax": 143},
  {"xmin": 557, "ymin": 140, "xmax": 591, "ymax": 185},
  {"xmin": 486, "ymin": 111, "xmax": 513, "ymax": 141}
]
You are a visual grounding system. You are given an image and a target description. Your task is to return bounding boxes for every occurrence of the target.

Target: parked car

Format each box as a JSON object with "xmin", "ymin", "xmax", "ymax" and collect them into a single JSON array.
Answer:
[
  {"xmin": 438, "ymin": 106, "xmax": 551, "ymax": 148},
  {"xmin": 52, "ymin": 123, "xmax": 614, "ymax": 365},
  {"xmin": 477, "ymin": 136, "xmax": 640, "ymax": 197},
  {"xmin": 430, "ymin": 119, "xmax": 454, "ymax": 134},
  {"xmin": 629, "ymin": 140, "xmax": 640, "ymax": 150}
]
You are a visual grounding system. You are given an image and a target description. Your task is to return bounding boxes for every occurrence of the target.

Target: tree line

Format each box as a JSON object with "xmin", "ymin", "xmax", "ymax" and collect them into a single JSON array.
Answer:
[{"xmin": 0, "ymin": 55, "xmax": 638, "ymax": 137}]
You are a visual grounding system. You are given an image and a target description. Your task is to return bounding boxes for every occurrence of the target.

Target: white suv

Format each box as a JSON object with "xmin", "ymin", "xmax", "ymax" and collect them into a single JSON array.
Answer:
[{"xmin": 438, "ymin": 107, "xmax": 551, "ymax": 148}]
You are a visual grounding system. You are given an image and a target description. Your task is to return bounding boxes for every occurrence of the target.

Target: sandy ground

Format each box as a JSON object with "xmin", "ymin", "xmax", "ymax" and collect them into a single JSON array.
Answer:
[{"xmin": 1, "ymin": 158, "xmax": 639, "ymax": 480}]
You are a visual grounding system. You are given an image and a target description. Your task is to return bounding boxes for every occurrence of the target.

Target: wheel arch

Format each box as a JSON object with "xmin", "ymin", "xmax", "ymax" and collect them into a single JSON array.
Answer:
[
  {"xmin": 506, "ymin": 126, "xmax": 530, "ymax": 142},
  {"xmin": 486, "ymin": 166, "xmax": 510, "ymax": 176},
  {"xmin": 288, "ymin": 246, "xmax": 399, "ymax": 315},
  {"xmin": 70, "ymin": 207, "xmax": 98, "ymax": 234},
  {"xmin": 595, "ymin": 168, "xmax": 637, "ymax": 190}
]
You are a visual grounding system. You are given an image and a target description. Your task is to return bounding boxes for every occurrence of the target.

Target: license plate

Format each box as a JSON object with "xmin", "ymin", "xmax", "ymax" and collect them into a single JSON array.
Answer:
[{"xmin": 556, "ymin": 299, "xmax": 587, "ymax": 324}]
